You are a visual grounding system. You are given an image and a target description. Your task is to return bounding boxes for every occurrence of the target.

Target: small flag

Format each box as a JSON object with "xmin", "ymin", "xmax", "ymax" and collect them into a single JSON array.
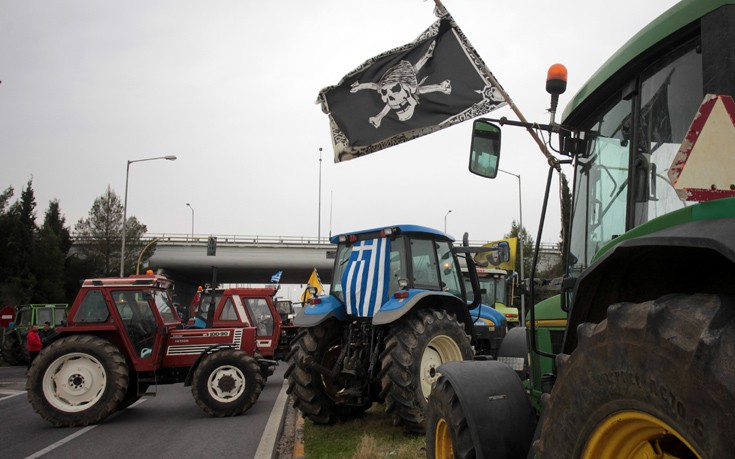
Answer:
[
  {"xmin": 270, "ymin": 271, "xmax": 283, "ymax": 283},
  {"xmin": 301, "ymin": 269, "xmax": 325, "ymax": 303},
  {"xmin": 318, "ymin": 4, "xmax": 507, "ymax": 162}
]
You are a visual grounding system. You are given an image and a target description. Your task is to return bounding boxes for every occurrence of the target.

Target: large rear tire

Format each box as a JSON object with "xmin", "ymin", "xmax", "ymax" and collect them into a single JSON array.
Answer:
[
  {"xmin": 285, "ymin": 322, "xmax": 371, "ymax": 425},
  {"xmin": 191, "ymin": 349, "xmax": 264, "ymax": 417},
  {"xmin": 379, "ymin": 308, "xmax": 473, "ymax": 433},
  {"xmin": 535, "ymin": 294, "xmax": 735, "ymax": 458},
  {"xmin": 26, "ymin": 335, "xmax": 128, "ymax": 427}
]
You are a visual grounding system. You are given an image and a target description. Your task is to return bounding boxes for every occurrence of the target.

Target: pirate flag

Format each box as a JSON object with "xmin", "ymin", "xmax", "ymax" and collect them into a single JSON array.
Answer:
[{"xmin": 318, "ymin": 5, "xmax": 507, "ymax": 162}]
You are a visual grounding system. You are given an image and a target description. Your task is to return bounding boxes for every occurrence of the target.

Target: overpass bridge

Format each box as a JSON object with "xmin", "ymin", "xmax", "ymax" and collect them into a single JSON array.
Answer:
[
  {"xmin": 143, "ymin": 233, "xmax": 562, "ymax": 286},
  {"xmin": 145, "ymin": 234, "xmax": 337, "ymax": 286},
  {"xmin": 72, "ymin": 233, "xmax": 561, "ymax": 304}
]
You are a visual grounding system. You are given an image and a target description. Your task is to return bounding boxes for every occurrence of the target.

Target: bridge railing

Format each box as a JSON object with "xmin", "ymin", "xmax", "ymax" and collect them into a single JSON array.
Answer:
[
  {"xmin": 131, "ymin": 233, "xmax": 332, "ymax": 246},
  {"xmin": 71, "ymin": 232, "xmax": 561, "ymax": 252}
]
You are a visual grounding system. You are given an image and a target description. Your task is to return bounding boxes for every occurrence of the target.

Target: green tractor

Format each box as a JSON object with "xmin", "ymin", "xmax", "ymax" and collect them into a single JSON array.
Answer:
[
  {"xmin": 1, "ymin": 304, "xmax": 68, "ymax": 365},
  {"xmin": 426, "ymin": 0, "xmax": 735, "ymax": 457}
]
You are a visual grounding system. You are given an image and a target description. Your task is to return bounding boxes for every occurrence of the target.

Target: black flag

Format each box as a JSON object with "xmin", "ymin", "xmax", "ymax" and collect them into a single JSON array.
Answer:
[{"xmin": 318, "ymin": 5, "xmax": 507, "ymax": 162}]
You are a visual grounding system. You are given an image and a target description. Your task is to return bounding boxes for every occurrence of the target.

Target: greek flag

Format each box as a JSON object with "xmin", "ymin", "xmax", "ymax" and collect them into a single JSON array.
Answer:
[
  {"xmin": 270, "ymin": 271, "xmax": 283, "ymax": 283},
  {"xmin": 342, "ymin": 238, "xmax": 390, "ymax": 317}
]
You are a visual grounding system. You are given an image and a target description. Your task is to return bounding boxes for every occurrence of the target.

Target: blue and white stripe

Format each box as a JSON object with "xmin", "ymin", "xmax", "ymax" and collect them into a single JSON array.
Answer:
[{"xmin": 342, "ymin": 237, "xmax": 390, "ymax": 317}]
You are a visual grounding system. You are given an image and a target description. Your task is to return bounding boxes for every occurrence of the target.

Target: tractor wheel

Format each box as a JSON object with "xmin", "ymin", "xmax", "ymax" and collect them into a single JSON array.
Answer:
[
  {"xmin": 285, "ymin": 322, "xmax": 372, "ymax": 425},
  {"xmin": 26, "ymin": 335, "xmax": 128, "ymax": 427},
  {"xmin": 535, "ymin": 294, "xmax": 735, "ymax": 458},
  {"xmin": 379, "ymin": 307, "xmax": 473, "ymax": 433},
  {"xmin": 1, "ymin": 333, "xmax": 23, "ymax": 366},
  {"xmin": 426, "ymin": 361, "xmax": 536, "ymax": 458},
  {"xmin": 191, "ymin": 349, "xmax": 264, "ymax": 417},
  {"xmin": 425, "ymin": 374, "xmax": 475, "ymax": 459}
]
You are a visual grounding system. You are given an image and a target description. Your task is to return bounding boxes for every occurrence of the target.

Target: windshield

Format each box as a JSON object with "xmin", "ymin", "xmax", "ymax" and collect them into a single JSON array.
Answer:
[
  {"xmin": 568, "ymin": 39, "xmax": 703, "ymax": 274},
  {"xmin": 153, "ymin": 289, "xmax": 178, "ymax": 323},
  {"xmin": 463, "ymin": 274, "xmax": 505, "ymax": 305}
]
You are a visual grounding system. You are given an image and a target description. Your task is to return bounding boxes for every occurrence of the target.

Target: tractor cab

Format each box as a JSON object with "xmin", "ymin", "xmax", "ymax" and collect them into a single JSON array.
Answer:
[
  {"xmin": 69, "ymin": 275, "xmax": 180, "ymax": 368},
  {"xmin": 189, "ymin": 287, "xmax": 294, "ymax": 360}
]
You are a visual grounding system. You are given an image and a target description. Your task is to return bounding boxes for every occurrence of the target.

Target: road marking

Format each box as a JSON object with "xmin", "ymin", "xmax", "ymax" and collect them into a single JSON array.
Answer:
[
  {"xmin": 25, "ymin": 398, "xmax": 147, "ymax": 459},
  {"xmin": 0, "ymin": 390, "xmax": 26, "ymax": 401},
  {"xmin": 254, "ymin": 379, "xmax": 289, "ymax": 459}
]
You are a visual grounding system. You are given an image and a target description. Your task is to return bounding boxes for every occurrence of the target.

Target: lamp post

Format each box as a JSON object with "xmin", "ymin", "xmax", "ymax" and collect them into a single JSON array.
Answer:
[
  {"xmin": 444, "ymin": 209, "xmax": 452, "ymax": 233},
  {"xmin": 120, "ymin": 155, "xmax": 177, "ymax": 277},
  {"xmin": 186, "ymin": 203, "xmax": 194, "ymax": 239},
  {"xmin": 498, "ymin": 168, "xmax": 524, "ymax": 320},
  {"xmin": 318, "ymin": 147, "xmax": 322, "ymax": 243}
]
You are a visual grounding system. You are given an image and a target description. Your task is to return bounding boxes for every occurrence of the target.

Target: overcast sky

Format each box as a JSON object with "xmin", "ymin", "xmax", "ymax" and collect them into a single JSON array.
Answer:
[{"xmin": 1, "ymin": 0, "xmax": 680, "ymax": 246}]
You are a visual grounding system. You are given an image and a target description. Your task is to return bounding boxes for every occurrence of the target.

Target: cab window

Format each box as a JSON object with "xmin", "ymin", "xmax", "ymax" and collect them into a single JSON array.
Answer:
[
  {"xmin": 74, "ymin": 290, "xmax": 110, "ymax": 323},
  {"xmin": 244, "ymin": 298, "xmax": 273, "ymax": 336},
  {"xmin": 219, "ymin": 298, "xmax": 238, "ymax": 321},
  {"xmin": 411, "ymin": 239, "xmax": 440, "ymax": 289}
]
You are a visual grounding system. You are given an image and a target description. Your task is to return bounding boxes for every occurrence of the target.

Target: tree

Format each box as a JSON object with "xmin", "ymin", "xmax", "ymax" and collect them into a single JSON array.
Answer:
[
  {"xmin": 504, "ymin": 219, "xmax": 534, "ymax": 278},
  {"xmin": 31, "ymin": 200, "xmax": 72, "ymax": 303},
  {"xmin": 74, "ymin": 186, "xmax": 155, "ymax": 277},
  {"xmin": 0, "ymin": 180, "xmax": 39, "ymax": 305}
]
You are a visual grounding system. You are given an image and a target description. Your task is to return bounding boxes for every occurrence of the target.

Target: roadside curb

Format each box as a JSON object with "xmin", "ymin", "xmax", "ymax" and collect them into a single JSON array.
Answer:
[{"xmin": 292, "ymin": 411, "xmax": 305, "ymax": 459}]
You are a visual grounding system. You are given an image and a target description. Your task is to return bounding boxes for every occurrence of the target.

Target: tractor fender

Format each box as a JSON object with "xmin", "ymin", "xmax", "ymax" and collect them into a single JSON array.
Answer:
[
  {"xmin": 373, "ymin": 291, "xmax": 473, "ymax": 333},
  {"xmin": 293, "ymin": 295, "xmax": 347, "ymax": 328},
  {"xmin": 567, "ymin": 217, "xmax": 735, "ymax": 353},
  {"xmin": 437, "ymin": 360, "xmax": 537, "ymax": 458}
]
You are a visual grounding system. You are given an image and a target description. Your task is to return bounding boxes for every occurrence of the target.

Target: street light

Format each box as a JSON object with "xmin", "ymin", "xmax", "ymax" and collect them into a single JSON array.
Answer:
[
  {"xmin": 444, "ymin": 209, "xmax": 452, "ymax": 233},
  {"xmin": 318, "ymin": 147, "xmax": 323, "ymax": 243},
  {"xmin": 498, "ymin": 168, "xmax": 525, "ymax": 320},
  {"xmin": 186, "ymin": 203, "xmax": 194, "ymax": 239},
  {"xmin": 120, "ymin": 155, "xmax": 177, "ymax": 277}
]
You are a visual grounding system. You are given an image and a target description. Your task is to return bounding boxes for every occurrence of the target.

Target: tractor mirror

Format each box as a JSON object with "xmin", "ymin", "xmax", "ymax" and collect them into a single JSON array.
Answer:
[{"xmin": 469, "ymin": 119, "xmax": 501, "ymax": 179}]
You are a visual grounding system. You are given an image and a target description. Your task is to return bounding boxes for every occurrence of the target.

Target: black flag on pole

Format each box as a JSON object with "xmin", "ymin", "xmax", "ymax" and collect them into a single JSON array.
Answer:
[{"xmin": 318, "ymin": 5, "xmax": 507, "ymax": 163}]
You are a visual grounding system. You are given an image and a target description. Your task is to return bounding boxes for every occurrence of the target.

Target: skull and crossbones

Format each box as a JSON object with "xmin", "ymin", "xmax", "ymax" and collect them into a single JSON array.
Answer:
[{"xmin": 350, "ymin": 40, "xmax": 451, "ymax": 128}]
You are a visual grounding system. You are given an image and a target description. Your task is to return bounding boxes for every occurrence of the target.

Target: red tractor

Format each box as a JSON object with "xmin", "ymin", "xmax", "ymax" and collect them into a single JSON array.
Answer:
[
  {"xmin": 26, "ymin": 274, "xmax": 271, "ymax": 427},
  {"xmin": 188, "ymin": 287, "xmax": 298, "ymax": 361}
]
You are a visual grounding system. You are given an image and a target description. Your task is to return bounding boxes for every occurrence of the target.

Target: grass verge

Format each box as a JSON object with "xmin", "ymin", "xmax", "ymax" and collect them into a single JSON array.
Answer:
[{"xmin": 303, "ymin": 404, "xmax": 426, "ymax": 459}]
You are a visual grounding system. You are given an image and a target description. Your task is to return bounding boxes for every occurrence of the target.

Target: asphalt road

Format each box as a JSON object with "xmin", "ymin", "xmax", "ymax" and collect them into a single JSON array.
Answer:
[{"xmin": 0, "ymin": 362, "xmax": 289, "ymax": 458}]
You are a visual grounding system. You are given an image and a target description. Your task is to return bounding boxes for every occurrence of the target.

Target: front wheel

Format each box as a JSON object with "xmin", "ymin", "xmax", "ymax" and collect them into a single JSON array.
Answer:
[
  {"xmin": 379, "ymin": 308, "xmax": 473, "ymax": 433},
  {"xmin": 191, "ymin": 349, "xmax": 264, "ymax": 417},
  {"xmin": 26, "ymin": 335, "xmax": 128, "ymax": 426},
  {"xmin": 535, "ymin": 294, "xmax": 735, "ymax": 458}
]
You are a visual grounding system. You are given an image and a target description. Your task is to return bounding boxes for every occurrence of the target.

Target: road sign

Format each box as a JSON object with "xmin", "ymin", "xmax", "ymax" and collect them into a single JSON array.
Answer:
[
  {"xmin": 0, "ymin": 307, "xmax": 15, "ymax": 328},
  {"xmin": 669, "ymin": 94, "xmax": 735, "ymax": 201},
  {"xmin": 207, "ymin": 236, "xmax": 217, "ymax": 256}
]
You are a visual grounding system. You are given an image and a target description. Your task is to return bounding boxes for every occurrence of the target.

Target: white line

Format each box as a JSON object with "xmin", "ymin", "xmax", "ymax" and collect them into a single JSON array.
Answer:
[
  {"xmin": 25, "ymin": 398, "xmax": 147, "ymax": 459},
  {"xmin": 254, "ymin": 380, "xmax": 289, "ymax": 459},
  {"xmin": 0, "ymin": 390, "xmax": 26, "ymax": 402}
]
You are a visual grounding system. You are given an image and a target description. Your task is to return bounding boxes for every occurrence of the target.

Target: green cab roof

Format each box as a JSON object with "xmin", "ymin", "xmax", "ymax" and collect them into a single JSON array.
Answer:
[{"xmin": 562, "ymin": 0, "xmax": 735, "ymax": 123}]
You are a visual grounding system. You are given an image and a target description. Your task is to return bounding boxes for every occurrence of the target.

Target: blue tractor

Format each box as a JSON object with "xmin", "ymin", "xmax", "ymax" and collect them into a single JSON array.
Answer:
[{"xmin": 285, "ymin": 225, "xmax": 506, "ymax": 433}]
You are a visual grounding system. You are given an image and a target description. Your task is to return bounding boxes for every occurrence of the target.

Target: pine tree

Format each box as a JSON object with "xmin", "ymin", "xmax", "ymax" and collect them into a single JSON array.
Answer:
[
  {"xmin": 0, "ymin": 180, "xmax": 38, "ymax": 304},
  {"xmin": 74, "ymin": 186, "xmax": 154, "ymax": 277},
  {"xmin": 31, "ymin": 200, "xmax": 71, "ymax": 303}
]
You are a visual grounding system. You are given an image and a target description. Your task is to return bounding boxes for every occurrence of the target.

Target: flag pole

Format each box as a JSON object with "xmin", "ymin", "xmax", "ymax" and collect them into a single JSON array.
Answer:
[{"xmin": 433, "ymin": 0, "xmax": 560, "ymax": 172}]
